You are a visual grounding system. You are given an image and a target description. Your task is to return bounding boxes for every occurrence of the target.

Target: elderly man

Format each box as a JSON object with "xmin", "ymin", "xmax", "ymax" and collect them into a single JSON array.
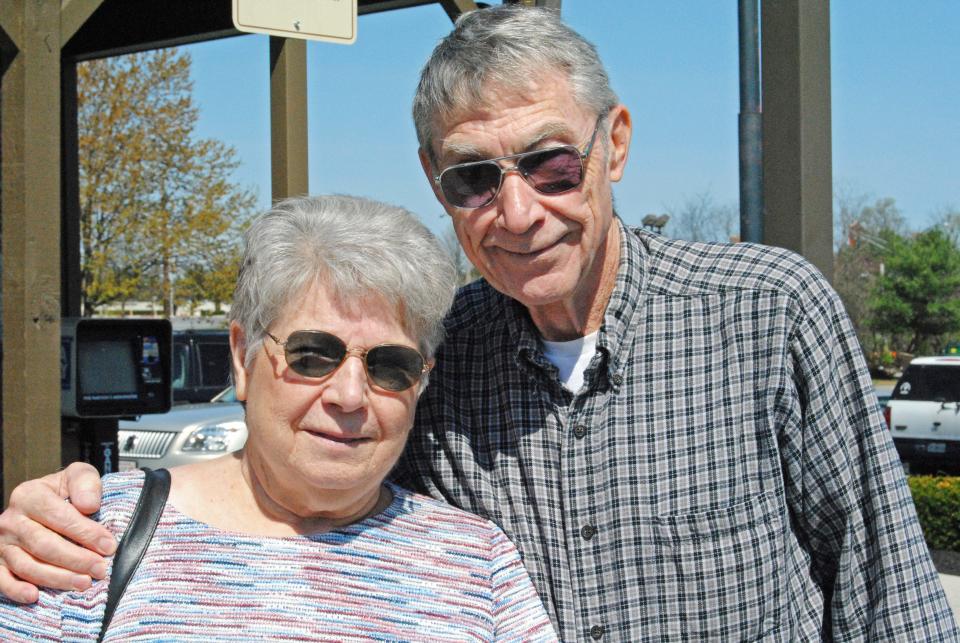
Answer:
[{"xmin": 0, "ymin": 6, "xmax": 955, "ymax": 641}]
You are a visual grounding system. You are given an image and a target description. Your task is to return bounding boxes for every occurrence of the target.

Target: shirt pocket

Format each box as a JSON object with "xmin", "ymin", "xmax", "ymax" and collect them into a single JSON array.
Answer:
[{"xmin": 644, "ymin": 492, "xmax": 785, "ymax": 641}]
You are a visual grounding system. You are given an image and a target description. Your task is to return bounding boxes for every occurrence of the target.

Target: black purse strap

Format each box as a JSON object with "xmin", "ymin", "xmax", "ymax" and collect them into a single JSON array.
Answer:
[{"xmin": 97, "ymin": 467, "xmax": 171, "ymax": 643}]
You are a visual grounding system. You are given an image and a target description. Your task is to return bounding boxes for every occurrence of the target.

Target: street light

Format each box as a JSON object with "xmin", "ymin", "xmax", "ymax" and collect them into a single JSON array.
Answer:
[{"xmin": 848, "ymin": 220, "xmax": 888, "ymax": 276}]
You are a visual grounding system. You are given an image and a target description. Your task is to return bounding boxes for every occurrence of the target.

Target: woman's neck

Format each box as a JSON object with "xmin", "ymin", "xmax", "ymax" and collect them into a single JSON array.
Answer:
[{"xmin": 167, "ymin": 452, "xmax": 393, "ymax": 537}]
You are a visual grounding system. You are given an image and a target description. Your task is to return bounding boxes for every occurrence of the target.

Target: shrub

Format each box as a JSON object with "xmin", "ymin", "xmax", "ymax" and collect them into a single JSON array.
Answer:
[{"xmin": 908, "ymin": 476, "xmax": 960, "ymax": 551}]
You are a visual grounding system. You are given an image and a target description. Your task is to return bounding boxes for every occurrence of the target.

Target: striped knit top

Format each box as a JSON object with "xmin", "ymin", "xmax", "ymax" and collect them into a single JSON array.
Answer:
[{"xmin": 0, "ymin": 470, "xmax": 557, "ymax": 642}]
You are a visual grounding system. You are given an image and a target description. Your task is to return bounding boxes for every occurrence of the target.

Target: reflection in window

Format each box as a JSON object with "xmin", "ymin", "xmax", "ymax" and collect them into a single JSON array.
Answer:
[
  {"xmin": 198, "ymin": 342, "xmax": 231, "ymax": 387},
  {"xmin": 172, "ymin": 342, "xmax": 190, "ymax": 389}
]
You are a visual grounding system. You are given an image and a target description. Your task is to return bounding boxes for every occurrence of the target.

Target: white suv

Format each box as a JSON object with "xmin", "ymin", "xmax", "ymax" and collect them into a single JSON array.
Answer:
[{"xmin": 887, "ymin": 356, "xmax": 960, "ymax": 471}]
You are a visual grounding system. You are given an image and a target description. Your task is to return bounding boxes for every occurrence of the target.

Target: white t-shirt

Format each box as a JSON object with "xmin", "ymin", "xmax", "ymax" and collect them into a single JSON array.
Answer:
[{"xmin": 540, "ymin": 331, "xmax": 598, "ymax": 394}]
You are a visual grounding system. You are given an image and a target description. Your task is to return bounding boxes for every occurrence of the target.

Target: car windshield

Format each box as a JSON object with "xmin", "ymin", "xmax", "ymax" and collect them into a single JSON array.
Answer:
[{"xmin": 892, "ymin": 365, "xmax": 960, "ymax": 401}]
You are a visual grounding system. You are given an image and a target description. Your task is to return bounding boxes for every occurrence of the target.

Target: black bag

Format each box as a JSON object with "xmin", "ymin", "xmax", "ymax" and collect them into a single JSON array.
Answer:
[{"xmin": 97, "ymin": 467, "xmax": 170, "ymax": 643}]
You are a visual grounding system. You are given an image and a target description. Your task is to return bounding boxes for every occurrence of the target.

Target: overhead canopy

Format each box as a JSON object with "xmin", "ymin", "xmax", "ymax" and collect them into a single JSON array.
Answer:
[
  {"xmin": 0, "ymin": 0, "xmax": 831, "ymax": 500},
  {"xmin": 62, "ymin": 0, "xmax": 442, "ymax": 61}
]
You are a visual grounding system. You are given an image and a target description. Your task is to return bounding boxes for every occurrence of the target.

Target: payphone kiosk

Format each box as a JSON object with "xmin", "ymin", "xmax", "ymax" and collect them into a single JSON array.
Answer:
[{"xmin": 61, "ymin": 318, "xmax": 172, "ymax": 474}]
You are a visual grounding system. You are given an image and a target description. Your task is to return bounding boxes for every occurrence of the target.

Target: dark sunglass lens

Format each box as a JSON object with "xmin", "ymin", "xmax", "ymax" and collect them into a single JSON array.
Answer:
[
  {"xmin": 366, "ymin": 345, "xmax": 424, "ymax": 391},
  {"xmin": 440, "ymin": 162, "xmax": 502, "ymax": 208},
  {"xmin": 284, "ymin": 331, "xmax": 345, "ymax": 378},
  {"xmin": 520, "ymin": 147, "xmax": 583, "ymax": 194}
]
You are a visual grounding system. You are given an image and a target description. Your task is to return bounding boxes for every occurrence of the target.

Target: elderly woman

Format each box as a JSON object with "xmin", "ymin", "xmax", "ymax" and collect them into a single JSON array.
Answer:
[{"xmin": 0, "ymin": 195, "xmax": 556, "ymax": 641}]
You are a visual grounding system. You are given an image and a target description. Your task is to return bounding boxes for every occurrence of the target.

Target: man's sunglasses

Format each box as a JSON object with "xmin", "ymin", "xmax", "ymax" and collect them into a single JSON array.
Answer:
[
  {"xmin": 433, "ymin": 115, "xmax": 604, "ymax": 209},
  {"xmin": 264, "ymin": 330, "xmax": 431, "ymax": 392}
]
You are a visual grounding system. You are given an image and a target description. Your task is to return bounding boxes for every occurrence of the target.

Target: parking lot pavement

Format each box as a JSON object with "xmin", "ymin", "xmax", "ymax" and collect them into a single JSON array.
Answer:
[{"xmin": 941, "ymin": 574, "xmax": 960, "ymax": 626}]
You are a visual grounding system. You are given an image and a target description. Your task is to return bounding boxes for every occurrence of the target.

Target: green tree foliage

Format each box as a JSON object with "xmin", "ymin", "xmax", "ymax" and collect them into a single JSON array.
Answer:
[
  {"xmin": 866, "ymin": 228, "xmax": 960, "ymax": 354},
  {"xmin": 933, "ymin": 206, "xmax": 960, "ymax": 247},
  {"xmin": 78, "ymin": 48, "xmax": 255, "ymax": 316},
  {"xmin": 908, "ymin": 476, "xmax": 960, "ymax": 551},
  {"xmin": 832, "ymin": 194, "xmax": 905, "ymax": 366},
  {"xmin": 175, "ymin": 232, "xmax": 245, "ymax": 315}
]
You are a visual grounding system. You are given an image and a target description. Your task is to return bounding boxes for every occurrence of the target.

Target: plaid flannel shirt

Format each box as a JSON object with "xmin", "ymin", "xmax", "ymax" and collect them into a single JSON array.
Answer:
[{"xmin": 397, "ymin": 219, "xmax": 958, "ymax": 641}]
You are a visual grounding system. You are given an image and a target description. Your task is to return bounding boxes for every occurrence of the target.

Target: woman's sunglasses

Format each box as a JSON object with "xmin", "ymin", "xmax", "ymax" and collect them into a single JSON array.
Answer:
[
  {"xmin": 433, "ymin": 115, "xmax": 604, "ymax": 209},
  {"xmin": 264, "ymin": 330, "xmax": 430, "ymax": 392}
]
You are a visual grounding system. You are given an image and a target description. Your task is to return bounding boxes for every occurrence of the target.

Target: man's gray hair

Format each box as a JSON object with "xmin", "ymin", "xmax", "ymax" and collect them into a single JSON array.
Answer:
[
  {"xmin": 412, "ymin": 5, "xmax": 619, "ymax": 161},
  {"xmin": 230, "ymin": 195, "xmax": 458, "ymax": 369}
]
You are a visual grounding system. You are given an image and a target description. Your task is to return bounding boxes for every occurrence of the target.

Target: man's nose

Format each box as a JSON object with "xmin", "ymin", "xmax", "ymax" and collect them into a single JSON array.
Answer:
[{"xmin": 496, "ymin": 169, "xmax": 542, "ymax": 234}]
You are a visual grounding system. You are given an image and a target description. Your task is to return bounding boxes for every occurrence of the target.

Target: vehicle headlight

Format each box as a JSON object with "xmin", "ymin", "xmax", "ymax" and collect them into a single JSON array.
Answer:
[{"xmin": 181, "ymin": 421, "xmax": 246, "ymax": 453}]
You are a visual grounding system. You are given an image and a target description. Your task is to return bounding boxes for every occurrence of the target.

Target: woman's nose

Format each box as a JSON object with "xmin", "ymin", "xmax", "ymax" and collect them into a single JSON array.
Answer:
[{"xmin": 321, "ymin": 354, "xmax": 367, "ymax": 411}]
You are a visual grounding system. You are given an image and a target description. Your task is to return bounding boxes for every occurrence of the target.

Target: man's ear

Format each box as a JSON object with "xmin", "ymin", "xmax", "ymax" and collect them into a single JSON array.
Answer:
[
  {"xmin": 229, "ymin": 321, "xmax": 249, "ymax": 401},
  {"xmin": 419, "ymin": 147, "xmax": 446, "ymax": 205},
  {"xmin": 416, "ymin": 359, "xmax": 436, "ymax": 399},
  {"xmin": 606, "ymin": 104, "xmax": 632, "ymax": 183}
]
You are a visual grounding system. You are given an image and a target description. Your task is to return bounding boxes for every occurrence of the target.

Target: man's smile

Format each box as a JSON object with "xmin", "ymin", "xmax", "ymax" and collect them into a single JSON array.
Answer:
[{"xmin": 487, "ymin": 231, "xmax": 573, "ymax": 258}]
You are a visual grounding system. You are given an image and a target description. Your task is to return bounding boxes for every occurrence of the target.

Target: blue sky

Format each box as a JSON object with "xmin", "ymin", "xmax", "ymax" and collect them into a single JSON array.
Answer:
[{"xmin": 186, "ymin": 0, "xmax": 958, "ymax": 239}]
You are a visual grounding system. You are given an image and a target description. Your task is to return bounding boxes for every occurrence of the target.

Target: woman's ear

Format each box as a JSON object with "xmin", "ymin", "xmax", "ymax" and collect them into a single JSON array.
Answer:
[
  {"xmin": 606, "ymin": 104, "xmax": 632, "ymax": 183},
  {"xmin": 229, "ymin": 321, "xmax": 249, "ymax": 401}
]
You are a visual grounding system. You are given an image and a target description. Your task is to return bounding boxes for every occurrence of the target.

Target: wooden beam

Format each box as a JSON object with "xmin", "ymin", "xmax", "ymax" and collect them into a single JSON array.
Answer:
[
  {"xmin": 269, "ymin": 37, "xmax": 309, "ymax": 200},
  {"xmin": 761, "ymin": 0, "xmax": 833, "ymax": 281},
  {"xmin": 509, "ymin": 0, "xmax": 561, "ymax": 6},
  {"xmin": 60, "ymin": 0, "xmax": 104, "ymax": 45},
  {"xmin": 0, "ymin": 3, "xmax": 20, "ymax": 53},
  {"xmin": 61, "ymin": 0, "xmax": 238, "ymax": 62},
  {"xmin": 2, "ymin": 0, "xmax": 63, "ymax": 502},
  {"xmin": 61, "ymin": 62, "xmax": 83, "ymax": 318},
  {"xmin": 0, "ymin": 12, "xmax": 18, "ymax": 80},
  {"xmin": 438, "ymin": 0, "xmax": 478, "ymax": 22},
  {"xmin": 358, "ymin": 0, "xmax": 438, "ymax": 14}
]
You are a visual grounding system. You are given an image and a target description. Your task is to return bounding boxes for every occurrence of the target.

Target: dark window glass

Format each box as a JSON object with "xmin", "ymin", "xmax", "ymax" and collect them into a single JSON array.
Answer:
[
  {"xmin": 892, "ymin": 365, "xmax": 960, "ymax": 401},
  {"xmin": 198, "ymin": 342, "xmax": 231, "ymax": 387}
]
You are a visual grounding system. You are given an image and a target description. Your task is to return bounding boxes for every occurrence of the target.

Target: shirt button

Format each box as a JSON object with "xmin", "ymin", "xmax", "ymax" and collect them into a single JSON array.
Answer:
[
  {"xmin": 590, "ymin": 625, "xmax": 605, "ymax": 639},
  {"xmin": 611, "ymin": 373, "xmax": 623, "ymax": 386},
  {"xmin": 573, "ymin": 424, "xmax": 588, "ymax": 439},
  {"xmin": 581, "ymin": 524, "xmax": 597, "ymax": 540}
]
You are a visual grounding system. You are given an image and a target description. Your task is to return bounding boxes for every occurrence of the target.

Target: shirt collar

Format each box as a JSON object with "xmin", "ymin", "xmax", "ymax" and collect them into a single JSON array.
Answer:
[
  {"xmin": 504, "ymin": 291, "xmax": 550, "ymax": 380},
  {"xmin": 503, "ymin": 216, "xmax": 649, "ymax": 391},
  {"xmin": 596, "ymin": 217, "xmax": 649, "ymax": 390}
]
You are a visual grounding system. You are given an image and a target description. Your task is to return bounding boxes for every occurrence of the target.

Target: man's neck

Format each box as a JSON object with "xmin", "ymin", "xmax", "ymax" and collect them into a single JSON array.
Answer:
[{"xmin": 528, "ymin": 222, "xmax": 621, "ymax": 341}]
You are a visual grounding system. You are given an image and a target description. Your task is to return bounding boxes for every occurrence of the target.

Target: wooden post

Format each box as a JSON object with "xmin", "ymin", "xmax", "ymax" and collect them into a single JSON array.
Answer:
[
  {"xmin": 761, "ymin": 0, "xmax": 834, "ymax": 281},
  {"xmin": 269, "ymin": 36, "xmax": 308, "ymax": 201},
  {"xmin": 0, "ymin": 0, "xmax": 102, "ymax": 500},
  {"xmin": 1, "ymin": 1, "xmax": 63, "ymax": 501}
]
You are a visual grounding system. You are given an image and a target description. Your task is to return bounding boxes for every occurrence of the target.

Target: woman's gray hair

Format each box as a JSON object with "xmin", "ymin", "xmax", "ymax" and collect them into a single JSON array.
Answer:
[
  {"xmin": 412, "ymin": 5, "xmax": 619, "ymax": 161},
  {"xmin": 230, "ymin": 195, "xmax": 458, "ymax": 370}
]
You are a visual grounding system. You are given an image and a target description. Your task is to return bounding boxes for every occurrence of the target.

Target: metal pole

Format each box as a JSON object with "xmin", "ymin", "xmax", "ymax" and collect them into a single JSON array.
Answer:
[{"xmin": 738, "ymin": 0, "xmax": 763, "ymax": 243}]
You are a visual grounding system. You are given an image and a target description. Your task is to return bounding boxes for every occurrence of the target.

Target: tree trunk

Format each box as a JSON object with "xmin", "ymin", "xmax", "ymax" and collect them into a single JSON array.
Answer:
[{"xmin": 162, "ymin": 256, "xmax": 172, "ymax": 317}]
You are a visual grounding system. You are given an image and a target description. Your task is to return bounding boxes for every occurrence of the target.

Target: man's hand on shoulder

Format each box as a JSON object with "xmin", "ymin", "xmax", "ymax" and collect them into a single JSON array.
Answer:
[{"xmin": 0, "ymin": 462, "xmax": 115, "ymax": 603}]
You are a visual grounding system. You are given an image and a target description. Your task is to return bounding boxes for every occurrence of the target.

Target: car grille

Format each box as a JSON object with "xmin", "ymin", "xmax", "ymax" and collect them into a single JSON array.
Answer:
[{"xmin": 117, "ymin": 430, "xmax": 178, "ymax": 459}]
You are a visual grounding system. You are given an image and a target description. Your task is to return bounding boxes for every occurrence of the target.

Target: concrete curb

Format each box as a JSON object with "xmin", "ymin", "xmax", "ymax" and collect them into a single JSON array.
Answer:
[{"xmin": 940, "ymin": 574, "xmax": 960, "ymax": 626}]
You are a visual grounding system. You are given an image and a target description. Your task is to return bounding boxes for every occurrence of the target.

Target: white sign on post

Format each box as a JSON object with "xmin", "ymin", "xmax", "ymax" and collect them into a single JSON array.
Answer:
[{"xmin": 233, "ymin": 0, "xmax": 357, "ymax": 45}]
